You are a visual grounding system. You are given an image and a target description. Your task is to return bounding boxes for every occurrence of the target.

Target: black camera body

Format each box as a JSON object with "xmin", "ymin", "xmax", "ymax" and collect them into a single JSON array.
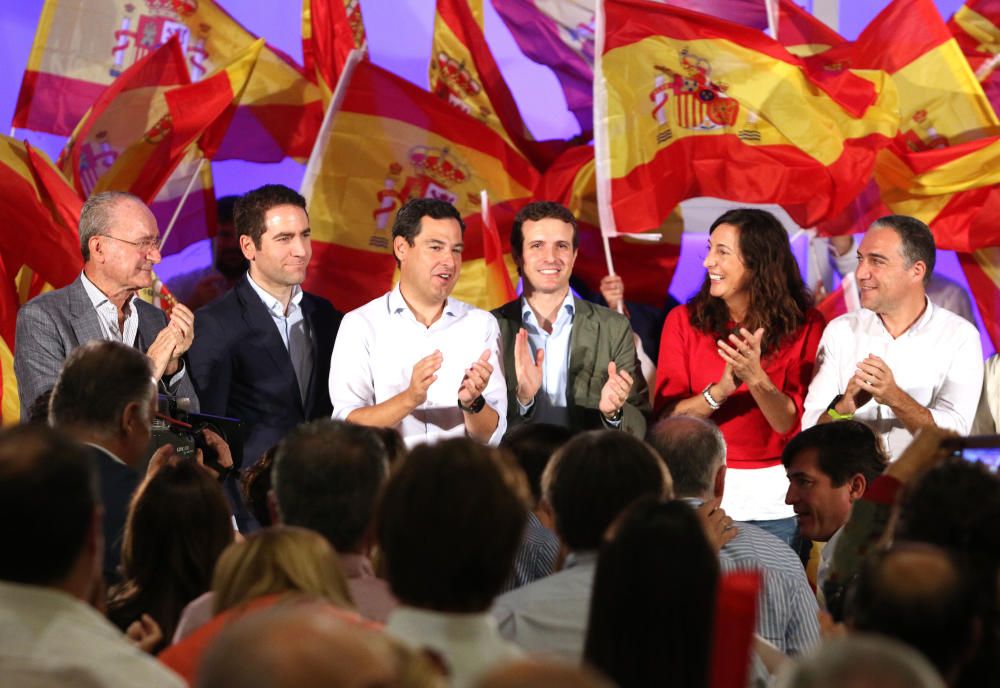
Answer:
[{"xmin": 148, "ymin": 395, "xmax": 244, "ymax": 479}]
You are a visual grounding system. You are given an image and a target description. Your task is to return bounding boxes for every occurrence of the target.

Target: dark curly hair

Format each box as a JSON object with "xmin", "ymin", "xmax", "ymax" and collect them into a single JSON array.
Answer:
[{"xmin": 688, "ymin": 208, "xmax": 812, "ymax": 355}]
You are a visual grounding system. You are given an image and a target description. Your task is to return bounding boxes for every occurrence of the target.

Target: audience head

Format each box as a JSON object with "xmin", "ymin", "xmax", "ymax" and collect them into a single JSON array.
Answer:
[
  {"xmin": 197, "ymin": 603, "xmax": 411, "ymax": 688},
  {"xmin": 647, "ymin": 415, "xmax": 726, "ymax": 500},
  {"xmin": 79, "ymin": 191, "xmax": 160, "ymax": 293},
  {"xmin": 475, "ymin": 660, "xmax": 613, "ymax": 688},
  {"xmin": 543, "ymin": 430, "xmax": 672, "ymax": 552},
  {"xmin": 376, "ymin": 438, "xmax": 526, "ymax": 613},
  {"xmin": 690, "ymin": 207, "xmax": 811, "ymax": 353},
  {"xmin": 49, "ymin": 341, "xmax": 156, "ymax": 466},
  {"xmin": 391, "ymin": 198, "xmax": 465, "ymax": 301},
  {"xmin": 584, "ymin": 497, "xmax": 718, "ymax": 688},
  {"xmin": 212, "ymin": 526, "xmax": 352, "ymax": 615},
  {"xmin": 113, "ymin": 460, "xmax": 234, "ymax": 640},
  {"xmin": 846, "ymin": 543, "xmax": 980, "ymax": 684},
  {"xmin": 500, "ymin": 423, "xmax": 573, "ymax": 507},
  {"xmin": 273, "ymin": 420, "xmax": 390, "ymax": 555},
  {"xmin": 781, "ymin": 421, "xmax": 886, "ymax": 542},
  {"xmin": 25, "ymin": 389, "xmax": 52, "ymax": 425},
  {"xmin": 774, "ymin": 634, "xmax": 946, "ymax": 688},
  {"xmin": 0, "ymin": 425, "xmax": 100, "ymax": 593},
  {"xmin": 242, "ymin": 445, "xmax": 276, "ymax": 528},
  {"xmin": 234, "ymin": 184, "xmax": 311, "ymax": 291}
]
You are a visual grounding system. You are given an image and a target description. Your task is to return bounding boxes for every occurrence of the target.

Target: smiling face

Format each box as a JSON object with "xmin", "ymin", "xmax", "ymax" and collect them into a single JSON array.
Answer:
[
  {"xmin": 784, "ymin": 448, "xmax": 857, "ymax": 542},
  {"xmin": 703, "ymin": 223, "xmax": 748, "ymax": 305},
  {"xmin": 517, "ymin": 217, "xmax": 578, "ymax": 297},
  {"xmin": 89, "ymin": 198, "xmax": 162, "ymax": 293},
  {"xmin": 395, "ymin": 215, "xmax": 464, "ymax": 307},
  {"xmin": 855, "ymin": 226, "xmax": 925, "ymax": 316},
  {"xmin": 242, "ymin": 204, "xmax": 312, "ymax": 293}
]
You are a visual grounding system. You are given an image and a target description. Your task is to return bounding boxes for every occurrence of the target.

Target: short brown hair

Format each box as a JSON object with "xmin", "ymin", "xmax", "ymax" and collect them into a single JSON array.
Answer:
[{"xmin": 234, "ymin": 184, "xmax": 307, "ymax": 249}]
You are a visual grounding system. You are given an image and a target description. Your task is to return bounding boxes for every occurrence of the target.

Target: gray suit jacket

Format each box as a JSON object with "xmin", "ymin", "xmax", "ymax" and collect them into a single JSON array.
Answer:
[
  {"xmin": 14, "ymin": 274, "xmax": 198, "ymax": 418},
  {"xmin": 492, "ymin": 297, "xmax": 650, "ymax": 438}
]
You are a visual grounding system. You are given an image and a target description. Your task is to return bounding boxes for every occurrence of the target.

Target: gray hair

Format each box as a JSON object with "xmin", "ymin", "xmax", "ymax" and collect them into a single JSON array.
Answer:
[
  {"xmin": 647, "ymin": 415, "xmax": 726, "ymax": 499},
  {"xmin": 774, "ymin": 634, "xmax": 946, "ymax": 688},
  {"xmin": 869, "ymin": 215, "xmax": 936, "ymax": 286},
  {"xmin": 79, "ymin": 191, "xmax": 142, "ymax": 261}
]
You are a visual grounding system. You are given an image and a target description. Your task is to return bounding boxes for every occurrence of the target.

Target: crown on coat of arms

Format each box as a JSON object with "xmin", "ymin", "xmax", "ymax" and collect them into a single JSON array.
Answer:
[
  {"xmin": 409, "ymin": 146, "xmax": 469, "ymax": 187},
  {"xmin": 435, "ymin": 52, "xmax": 481, "ymax": 97},
  {"xmin": 143, "ymin": 0, "xmax": 198, "ymax": 17}
]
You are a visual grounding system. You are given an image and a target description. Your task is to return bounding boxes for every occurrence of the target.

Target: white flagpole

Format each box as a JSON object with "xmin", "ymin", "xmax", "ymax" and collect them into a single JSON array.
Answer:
[{"xmin": 158, "ymin": 156, "xmax": 207, "ymax": 252}]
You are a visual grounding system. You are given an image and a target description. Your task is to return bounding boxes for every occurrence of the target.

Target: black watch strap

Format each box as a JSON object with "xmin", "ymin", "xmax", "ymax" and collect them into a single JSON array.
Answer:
[{"xmin": 458, "ymin": 395, "xmax": 486, "ymax": 414}]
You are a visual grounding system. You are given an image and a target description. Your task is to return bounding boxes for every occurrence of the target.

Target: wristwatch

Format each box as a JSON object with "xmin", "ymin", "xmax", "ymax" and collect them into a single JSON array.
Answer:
[{"xmin": 458, "ymin": 395, "xmax": 486, "ymax": 414}]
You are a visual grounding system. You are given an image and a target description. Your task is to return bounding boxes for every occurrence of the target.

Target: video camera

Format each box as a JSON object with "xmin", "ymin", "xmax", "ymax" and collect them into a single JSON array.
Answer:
[{"xmin": 148, "ymin": 395, "xmax": 244, "ymax": 481}]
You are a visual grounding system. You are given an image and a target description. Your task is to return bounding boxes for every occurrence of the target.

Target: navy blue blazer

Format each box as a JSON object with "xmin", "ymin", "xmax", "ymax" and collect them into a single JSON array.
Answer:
[{"xmin": 187, "ymin": 275, "xmax": 342, "ymax": 469}]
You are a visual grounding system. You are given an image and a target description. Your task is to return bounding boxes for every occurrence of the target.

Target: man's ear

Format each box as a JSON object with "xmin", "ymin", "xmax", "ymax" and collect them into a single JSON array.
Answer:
[
  {"xmin": 714, "ymin": 464, "xmax": 727, "ymax": 500},
  {"xmin": 911, "ymin": 259, "xmax": 927, "ymax": 284},
  {"xmin": 848, "ymin": 474, "xmax": 867, "ymax": 502},
  {"xmin": 239, "ymin": 234, "xmax": 256, "ymax": 261},
  {"xmin": 393, "ymin": 235, "xmax": 409, "ymax": 265},
  {"xmin": 88, "ymin": 235, "xmax": 105, "ymax": 263},
  {"xmin": 121, "ymin": 400, "xmax": 143, "ymax": 438}
]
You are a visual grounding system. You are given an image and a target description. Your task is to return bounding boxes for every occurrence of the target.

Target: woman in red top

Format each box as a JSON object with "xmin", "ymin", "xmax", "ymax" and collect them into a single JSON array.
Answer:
[{"xmin": 655, "ymin": 208, "xmax": 825, "ymax": 542}]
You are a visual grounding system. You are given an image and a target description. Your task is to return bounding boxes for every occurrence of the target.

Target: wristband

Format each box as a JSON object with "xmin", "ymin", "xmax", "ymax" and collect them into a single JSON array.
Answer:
[
  {"xmin": 826, "ymin": 394, "xmax": 853, "ymax": 420},
  {"xmin": 702, "ymin": 384, "xmax": 722, "ymax": 411}
]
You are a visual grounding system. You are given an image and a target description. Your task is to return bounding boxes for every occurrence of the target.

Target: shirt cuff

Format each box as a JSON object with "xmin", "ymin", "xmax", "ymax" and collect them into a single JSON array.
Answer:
[
  {"xmin": 166, "ymin": 360, "xmax": 187, "ymax": 389},
  {"xmin": 517, "ymin": 397, "xmax": 535, "ymax": 416},
  {"xmin": 601, "ymin": 412, "xmax": 623, "ymax": 429}
]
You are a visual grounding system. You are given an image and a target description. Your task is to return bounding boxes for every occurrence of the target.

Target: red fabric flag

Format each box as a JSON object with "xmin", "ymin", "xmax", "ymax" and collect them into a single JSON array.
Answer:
[
  {"xmin": 709, "ymin": 571, "xmax": 761, "ymax": 688},
  {"xmin": 302, "ymin": 0, "xmax": 367, "ymax": 99}
]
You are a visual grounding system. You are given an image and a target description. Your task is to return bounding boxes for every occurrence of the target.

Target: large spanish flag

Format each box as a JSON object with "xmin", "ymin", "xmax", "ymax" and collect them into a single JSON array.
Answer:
[
  {"xmin": 14, "ymin": 0, "xmax": 322, "ymax": 162},
  {"xmin": 301, "ymin": 58, "xmax": 538, "ymax": 313},
  {"xmin": 961, "ymin": 249, "xmax": 1000, "ymax": 349},
  {"xmin": 302, "ymin": 0, "xmax": 368, "ymax": 101},
  {"xmin": 93, "ymin": 39, "xmax": 262, "ymax": 205},
  {"xmin": 950, "ymin": 0, "xmax": 1000, "ymax": 114},
  {"xmin": 595, "ymin": 0, "xmax": 898, "ymax": 235},
  {"xmin": 430, "ymin": 0, "xmax": 567, "ymax": 171}
]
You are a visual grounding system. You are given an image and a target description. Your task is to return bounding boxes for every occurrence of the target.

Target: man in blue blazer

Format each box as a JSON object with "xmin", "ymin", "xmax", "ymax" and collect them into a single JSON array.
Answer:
[{"xmin": 188, "ymin": 185, "xmax": 341, "ymax": 528}]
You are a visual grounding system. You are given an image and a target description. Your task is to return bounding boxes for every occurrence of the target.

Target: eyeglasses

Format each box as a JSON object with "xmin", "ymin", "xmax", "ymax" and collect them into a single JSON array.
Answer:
[{"xmin": 100, "ymin": 234, "xmax": 161, "ymax": 252}]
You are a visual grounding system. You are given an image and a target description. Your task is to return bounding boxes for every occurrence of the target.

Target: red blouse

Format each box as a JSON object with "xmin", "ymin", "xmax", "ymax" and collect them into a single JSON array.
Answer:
[{"xmin": 654, "ymin": 305, "xmax": 826, "ymax": 468}]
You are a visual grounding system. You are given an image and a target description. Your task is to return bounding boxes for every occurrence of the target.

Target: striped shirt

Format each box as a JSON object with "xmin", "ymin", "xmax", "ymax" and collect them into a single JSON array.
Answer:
[{"xmin": 503, "ymin": 511, "xmax": 560, "ymax": 593}]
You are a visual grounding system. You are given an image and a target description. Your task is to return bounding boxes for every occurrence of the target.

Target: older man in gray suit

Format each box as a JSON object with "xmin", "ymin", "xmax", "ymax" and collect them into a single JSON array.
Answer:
[{"xmin": 14, "ymin": 191, "xmax": 198, "ymax": 417}]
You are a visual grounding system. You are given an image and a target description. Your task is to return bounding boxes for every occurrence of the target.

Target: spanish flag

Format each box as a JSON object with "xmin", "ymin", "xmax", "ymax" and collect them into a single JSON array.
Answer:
[
  {"xmin": 429, "ymin": 0, "xmax": 567, "ymax": 170},
  {"xmin": 480, "ymin": 191, "xmax": 517, "ymax": 310},
  {"xmin": 301, "ymin": 58, "xmax": 539, "ymax": 313},
  {"xmin": 777, "ymin": 0, "xmax": 843, "ymax": 57},
  {"xmin": 950, "ymin": 0, "xmax": 1000, "ymax": 113},
  {"xmin": 595, "ymin": 0, "xmax": 898, "ymax": 235},
  {"xmin": 302, "ymin": 0, "xmax": 368, "ymax": 101},
  {"xmin": 0, "ymin": 254, "xmax": 20, "ymax": 426},
  {"xmin": 93, "ymin": 39, "xmax": 262, "ymax": 205},
  {"xmin": 14, "ymin": 0, "xmax": 322, "ymax": 162},
  {"xmin": 961, "ymin": 249, "xmax": 1000, "ymax": 349}
]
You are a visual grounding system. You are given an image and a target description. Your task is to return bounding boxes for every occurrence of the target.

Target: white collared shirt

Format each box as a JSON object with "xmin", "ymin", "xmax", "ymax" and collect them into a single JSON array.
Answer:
[
  {"xmin": 246, "ymin": 273, "xmax": 312, "ymax": 404},
  {"xmin": 80, "ymin": 271, "xmax": 138, "ymax": 347},
  {"xmin": 802, "ymin": 297, "xmax": 984, "ymax": 459},
  {"xmin": 518, "ymin": 291, "xmax": 575, "ymax": 426},
  {"xmin": 329, "ymin": 286, "xmax": 507, "ymax": 447}
]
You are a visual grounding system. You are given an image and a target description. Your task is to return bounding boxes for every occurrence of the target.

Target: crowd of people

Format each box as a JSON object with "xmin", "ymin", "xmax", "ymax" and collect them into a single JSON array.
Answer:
[{"xmin": 1, "ymin": 184, "xmax": 998, "ymax": 687}]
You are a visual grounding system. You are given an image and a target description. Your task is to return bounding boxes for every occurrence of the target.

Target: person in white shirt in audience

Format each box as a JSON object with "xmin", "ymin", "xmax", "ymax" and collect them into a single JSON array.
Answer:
[
  {"xmin": 0, "ymin": 425, "xmax": 184, "ymax": 687},
  {"xmin": 377, "ymin": 438, "xmax": 526, "ymax": 687},
  {"xmin": 330, "ymin": 198, "xmax": 505, "ymax": 447},
  {"xmin": 802, "ymin": 215, "xmax": 983, "ymax": 459}
]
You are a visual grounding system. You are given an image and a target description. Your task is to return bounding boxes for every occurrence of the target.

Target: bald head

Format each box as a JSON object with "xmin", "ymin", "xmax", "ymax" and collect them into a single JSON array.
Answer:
[
  {"xmin": 647, "ymin": 416, "xmax": 726, "ymax": 499},
  {"xmin": 775, "ymin": 634, "xmax": 945, "ymax": 688},
  {"xmin": 474, "ymin": 660, "xmax": 613, "ymax": 688},
  {"xmin": 197, "ymin": 603, "xmax": 396, "ymax": 688}
]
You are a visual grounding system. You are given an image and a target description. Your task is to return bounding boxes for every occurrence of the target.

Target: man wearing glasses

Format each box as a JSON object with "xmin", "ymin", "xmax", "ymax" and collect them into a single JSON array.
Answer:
[{"xmin": 14, "ymin": 191, "xmax": 198, "ymax": 417}]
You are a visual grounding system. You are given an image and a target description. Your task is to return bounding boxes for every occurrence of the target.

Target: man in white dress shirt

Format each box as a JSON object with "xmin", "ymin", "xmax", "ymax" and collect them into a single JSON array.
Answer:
[
  {"xmin": 330, "ymin": 198, "xmax": 506, "ymax": 446},
  {"xmin": 802, "ymin": 215, "xmax": 983, "ymax": 459}
]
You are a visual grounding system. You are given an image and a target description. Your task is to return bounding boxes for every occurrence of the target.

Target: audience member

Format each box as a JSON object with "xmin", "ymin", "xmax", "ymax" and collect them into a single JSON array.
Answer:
[
  {"xmin": 803, "ymin": 215, "xmax": 983, "ymax": 458},
  {"xmin": 162, "ymin": 527, "xmax": 363, "ymax": 682},
  {"xmin": 241, "ymin": 445, "xmax": 276, "ymax": 529},
  {"xmin": 188, "ymin": 184, "xmax": 342, "ymax": 530},
  {"xmin": 649, "ymin": 416, "xmax": 820, "ymax": 656},
  {"xmin": 0, "ymin": 425, "xmax": 184, "ymax": 686},
  {"xmin": 15, "ymin": 190, "xmax": 198, "ymax": 418},
  {"xmin": 474, "ymin": 659, "xmax": 613, "ymax": 688},
  {"xmin": 330, "ymin": 198, "xmax": 506, "ymax": 446},
  {"xmin": 781, "ymin": 421, "xmax": 886, "ymax": 600},
  {"xmin": 272, "ymin": 419, "xmax": 397, "ymax": 622},
  {"xmin": 107, "ymin": 460, "xmax": 234, "ymax": 651},
  {"xmin": 654, "ymin": 208, "xmax": 825, "ymax": 545},
  {"xmin": 492, "ymin": 430, "xmax": 672, "ymax": 658},
  {"xmin": 847, "ymin": 543, "xmax": 981, "ymax": 686},
  {"xmin": 584, "ymin": 497, "xmax": 717, "ymax": 688},
  {"xmin": 166, "ymin": 195, "xmax": 247, "ymax": 310},
  {"xmin": 492, "ymin": 201, "xmax": 650, "ymax": 436},
  {"xmin": 196, "ymin": 602, "xmax": 443, "ymax": 688},
  {"xmin": 774, "ymin": 634, "xmax": 945, "ymax": 688},
  {"xmin": 498, "ymin": 423, "xmax": 571, "ymax": 591},
  {"xmin": 377, "ymin": 438, "xmax": 526, "ymax": 687}
]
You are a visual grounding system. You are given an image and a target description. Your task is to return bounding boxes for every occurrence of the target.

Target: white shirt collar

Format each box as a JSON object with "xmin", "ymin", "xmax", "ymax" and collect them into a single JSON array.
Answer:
[
  {"xmin": 246, "ymin": 272, "xmax": 302, "ymax": 317},
  {"xmin": 80, "ymin": 271, "xmax": 133, "ymax": 312},
  {"xmin": 388, "ymin": 284, "xmax": 459, "ymax": 321},
  {"xmin": 521, "ymin": 290, "xmax": 575, "ymax": 326}
]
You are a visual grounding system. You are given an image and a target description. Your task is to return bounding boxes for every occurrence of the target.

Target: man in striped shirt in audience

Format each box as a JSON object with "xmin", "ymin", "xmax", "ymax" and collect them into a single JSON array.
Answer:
[{"xmin": 649, "ymin": 415, "xmax": 821, "ymax": 656}]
